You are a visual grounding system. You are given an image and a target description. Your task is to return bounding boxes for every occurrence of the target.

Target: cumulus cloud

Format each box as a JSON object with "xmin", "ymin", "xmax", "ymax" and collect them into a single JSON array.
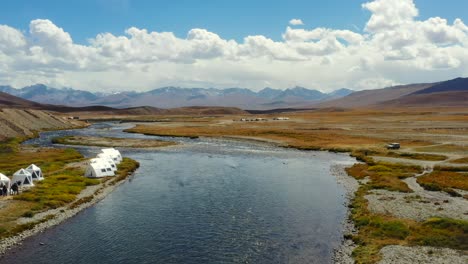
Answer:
[
  {"xmin": 289, "ymin": 19, "xmax": 304, "ymax": 26},
  {"xmin": 0, "ymin": 0, "xmax": 467, "ymax": 92}
]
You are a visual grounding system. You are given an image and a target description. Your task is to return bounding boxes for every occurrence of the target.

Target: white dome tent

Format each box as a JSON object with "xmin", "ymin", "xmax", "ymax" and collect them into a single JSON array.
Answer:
[
  {"xmin": 101, "ymin": 158, "xmax": 117, "ymax": 172},
  {"xmin": 0, "ymin": 173, "xmax": 11, "ymax": 189},
  {"xmin": 12, "ymin": 169, "xmax": 34, "ymax": 187},
  {"xmin": 85, "ymin": 163, "xmax": 107, "ymax": 178},
  {"xmin": 100, "ymin": 148, "xmax": 122, "ymax": 164},
  {"xmin": 85, "ymin": 159, "xmax": 115, "ymax": 178},
  {"xmin": 26, "ymin": 164, "xmax": 44, "ymax": 181}
]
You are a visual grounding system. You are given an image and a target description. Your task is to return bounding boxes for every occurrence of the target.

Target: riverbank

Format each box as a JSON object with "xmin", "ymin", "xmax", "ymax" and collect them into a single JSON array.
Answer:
[
  {"xmin": 330, "ymin": 164, "xmax": 359, "ymax": 264},
  {"xmin": 52, "ymin": 135, "xmax": 177, "ymax": 148},
  {"xmin": 0, "ymin": 158, "xmax": 139, "ymax": 255}
]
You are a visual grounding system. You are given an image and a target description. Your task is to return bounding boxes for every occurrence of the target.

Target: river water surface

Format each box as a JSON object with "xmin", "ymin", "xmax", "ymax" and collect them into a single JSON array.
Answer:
[{"xmin": 1, "ymin": 123, "xmax": 355, "ymax": 264}]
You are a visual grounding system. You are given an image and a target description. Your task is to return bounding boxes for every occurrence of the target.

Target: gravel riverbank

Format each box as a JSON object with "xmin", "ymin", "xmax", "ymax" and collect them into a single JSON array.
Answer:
[
  {"xmin": 378, "ymin": 245, "xmax": 468, "ymax": 264},
  {"xmin": 330, "ymin": 163, "xmax": 360, "ymax": 264}
]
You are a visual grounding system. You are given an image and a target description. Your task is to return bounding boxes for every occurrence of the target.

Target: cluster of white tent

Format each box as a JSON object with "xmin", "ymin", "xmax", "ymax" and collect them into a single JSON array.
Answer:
[
  {"xmin": 85, "ymin": 148, "xmax": 122, "ymax": 178},
  {"xmin": 0, "ymin": 164, "xmax": 44, "ymax": 194}
]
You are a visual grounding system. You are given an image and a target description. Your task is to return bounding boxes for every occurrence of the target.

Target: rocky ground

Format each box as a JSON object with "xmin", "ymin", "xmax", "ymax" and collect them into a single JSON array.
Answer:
[
  {"xmin": 378, "ymin": 245, "xmax": 468, "ymax": 264},
  {"xmin": 331, "ymin": 161, "xmax": 468, "ymax": 263},
  {"xmin": 54, "ymin": 135, "xmax": 176, "ymax": 148},
  {"xmin": 331, "ymin": 163, "xmax": 359, "ymax": 264}
]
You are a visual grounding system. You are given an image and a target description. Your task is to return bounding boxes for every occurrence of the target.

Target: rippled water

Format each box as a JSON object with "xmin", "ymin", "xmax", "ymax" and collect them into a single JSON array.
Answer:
[{"xmin": 1, "ymin": 123, "xmax": 355, "ymax": 264}]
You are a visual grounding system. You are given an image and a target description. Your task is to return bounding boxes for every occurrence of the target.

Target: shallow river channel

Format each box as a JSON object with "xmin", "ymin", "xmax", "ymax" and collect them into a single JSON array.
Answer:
[{"xmin": 1, "ymin": 123, "xmax": 355, "ymax": 264}]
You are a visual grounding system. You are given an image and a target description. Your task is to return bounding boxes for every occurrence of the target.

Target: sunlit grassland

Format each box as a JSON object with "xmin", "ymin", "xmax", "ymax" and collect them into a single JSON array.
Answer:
[
  {"xmin": 0, "ymin": 137, "xmax": 139, "ymax": 240},
  {"xmin": 14, "ymin": 168, "xmax": 100, "ymax": 211},
  {"xmin": 0, "ymin": 140, "xmax": 83, "ymax": 175},
  {"xmin": 414, "ymin": 144, "xmax": 468, "ymax": 154}
]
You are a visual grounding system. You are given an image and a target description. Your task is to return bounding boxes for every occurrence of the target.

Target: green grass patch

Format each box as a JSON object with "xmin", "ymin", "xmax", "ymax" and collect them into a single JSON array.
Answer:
[
  {"xmin": 0, "ymin": 147, "xmax": 83, "ymax": 175},
  {"xmin": 0, "ymin": 137, "xmax": 24, "ymax": 153},
  {"xmin": 112, "ymin": 158, "xmax": 140, "ymax": 183},
  {"xmin": 346, "ymin": 162, "xmax": 420, "ymax": 192},
  {"xmin": 409, "ymin": 218, "xmax": 468, "ymax": 250},
  {"xmin": 14, "ymin": 168, "xmax": 100, "ymax": 211}
]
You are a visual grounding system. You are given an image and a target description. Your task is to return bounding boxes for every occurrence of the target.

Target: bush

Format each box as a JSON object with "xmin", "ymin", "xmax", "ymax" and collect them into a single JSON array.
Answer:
[{"xmin": 22, "ymin": 211, "xmax": 35, "ymax": 218}]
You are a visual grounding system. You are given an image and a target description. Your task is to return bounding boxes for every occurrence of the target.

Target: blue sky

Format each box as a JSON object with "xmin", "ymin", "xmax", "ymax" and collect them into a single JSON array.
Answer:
[
  {"xmin": 0, "ymin": 0, "xmax": 467, "ymax": 92},
  {"xmin": 2, "ymin": 0, "xmax": 468, "ymax": 44}
]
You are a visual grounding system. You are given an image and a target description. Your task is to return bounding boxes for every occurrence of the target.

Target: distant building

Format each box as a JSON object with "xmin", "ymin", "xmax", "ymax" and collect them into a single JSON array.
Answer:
[{"xmin": 273, "ymin": 117, "xmax": 290, "ymax": 120}]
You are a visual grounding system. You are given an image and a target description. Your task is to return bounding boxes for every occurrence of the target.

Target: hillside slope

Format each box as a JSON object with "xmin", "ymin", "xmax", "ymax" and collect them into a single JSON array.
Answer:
[
  {"xmin": 0, "ymin": 109, "xmax": 82, "ymax": 140},
  {"xmin": 0, "ymin": 91, "xmax": 44, "ymax": 109},
  {"xmin": 411, "ymin": 77, "xmax": 468, "ymax": 95},
  {"xmin": 381, "ymin": 91, "xmax": 468, "ymax": 107},
  {"xmin": 315, "ymin": 83, "xmax": 434, "ymax": 108}
]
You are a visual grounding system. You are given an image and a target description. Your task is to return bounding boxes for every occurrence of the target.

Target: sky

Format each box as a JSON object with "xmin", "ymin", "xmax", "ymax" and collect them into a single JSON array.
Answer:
[{"xmin": 0, "ymin": 0, "xmax": 468, "ymax": 92}]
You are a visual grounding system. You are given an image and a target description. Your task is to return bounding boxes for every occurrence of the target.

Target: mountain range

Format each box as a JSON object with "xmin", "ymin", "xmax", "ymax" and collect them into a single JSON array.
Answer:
[
  {"xmin": 0, "ymin": 85, "xmax": 353, "ymax": 110},
  {"xmin": 0, "ymin": 77, "xmax": 467, "ymax": 112}
]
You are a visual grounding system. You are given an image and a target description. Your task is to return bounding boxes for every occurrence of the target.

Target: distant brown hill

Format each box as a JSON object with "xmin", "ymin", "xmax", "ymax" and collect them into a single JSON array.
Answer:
[
  {"xmin": 0, "ymin": 91, "xmax": 44, "ymax": 109},
  {"xmin": 381, "ymin": 91, "xmax": 468, "ymax": 107},
  {"xmin": 315, "ymin": 83, "xmax": 434, "ymax": 108},
  {"xmin": 315, "ymin": 77, "xmax": 467, "ymax": 108}
]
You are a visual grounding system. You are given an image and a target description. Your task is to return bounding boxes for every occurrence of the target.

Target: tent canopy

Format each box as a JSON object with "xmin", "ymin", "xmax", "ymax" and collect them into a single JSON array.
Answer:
[
  {"xmin": 85, "ymin": 160, "xmax": 115, "ymax": 178},
  {"xmin": 101, "ymin": 148, "xmax": 122, "ymax": 163},
  {"xmin": 0, "ymin": 173, "xmax": 11, "ymax": 188},
  {"xmin": 26, "ymin": 164, "xmax": 44, "ymax": 181},
  {"xmin": 97, "ymin": 152, "xmax": 121, "ymax": 165},
  {"xmin": 101, "ymin": 157, "xmax": 117, "ymax": 172},
  {"xmin": 12, "ymin": 169, "xmax": 34, "ymax": 187}
]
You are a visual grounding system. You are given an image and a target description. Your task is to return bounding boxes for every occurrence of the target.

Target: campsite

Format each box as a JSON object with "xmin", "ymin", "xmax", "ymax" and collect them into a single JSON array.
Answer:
[{"xmin": 0, "ymin": 148, "xmax": 124, "ymax": 196}]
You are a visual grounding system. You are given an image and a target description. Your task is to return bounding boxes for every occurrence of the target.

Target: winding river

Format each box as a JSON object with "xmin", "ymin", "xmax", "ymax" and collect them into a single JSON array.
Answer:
[{"xmin": 1, "ymin": 123, "xmax": 355, "ymax": 264}]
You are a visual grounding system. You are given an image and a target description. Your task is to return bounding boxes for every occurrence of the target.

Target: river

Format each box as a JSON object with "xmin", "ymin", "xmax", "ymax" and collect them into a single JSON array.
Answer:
[{"xmin": 1, "ymin": 123, "xmax": 355, "ymax": 264}]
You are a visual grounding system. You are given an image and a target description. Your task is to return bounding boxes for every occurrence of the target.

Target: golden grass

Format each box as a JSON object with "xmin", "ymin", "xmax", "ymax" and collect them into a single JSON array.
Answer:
[
  {"xmin": 450, "ymin": 157, "xmax": 468, "ymax": 164},
  {"xmin": 417, "ymin": 171, "xmax": 468, "ymax": 192},
  {"xmin": 414, "ymin": 144, "xmax": 468, "ymax": 154}
]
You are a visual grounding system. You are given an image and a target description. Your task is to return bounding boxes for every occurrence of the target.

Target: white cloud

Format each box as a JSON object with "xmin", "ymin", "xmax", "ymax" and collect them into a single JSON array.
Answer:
[
  {"xmin": 289, "ymin": 19, "xmax": 304, "ymax": 26},
  {"xmin": 0, "ymin": 0, "xmax": 467, "ymax": 92},
  {"xmin": 0, "ymin": 25, "xmax": 27, "ymax": 53},
  {"xmin": 362, "ymin": 0, "xmax": 418, "ymax": 33}
]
